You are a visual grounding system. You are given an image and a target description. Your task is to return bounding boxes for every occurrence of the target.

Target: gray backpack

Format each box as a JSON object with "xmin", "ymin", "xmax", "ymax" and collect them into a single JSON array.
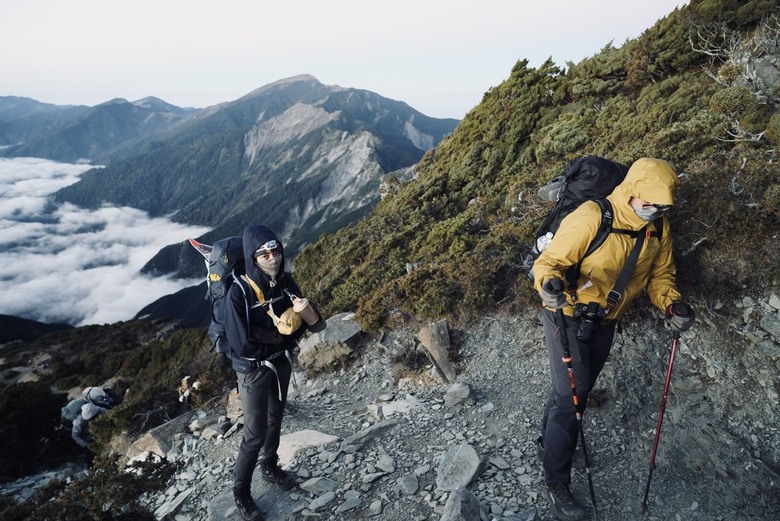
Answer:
[{"xmin": 60, "ymin": 398, "xmax": 87, "ymax": 430}]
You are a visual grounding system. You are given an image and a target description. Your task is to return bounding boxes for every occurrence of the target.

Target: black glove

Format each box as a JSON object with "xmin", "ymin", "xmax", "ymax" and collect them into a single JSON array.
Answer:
[
  {"xmin": 540, "ymin": 278, "xmax": 567, "ymax": 309},
  {"xmin": 666, "ymin": 302, "xmax": 695, "ymax": 332}
]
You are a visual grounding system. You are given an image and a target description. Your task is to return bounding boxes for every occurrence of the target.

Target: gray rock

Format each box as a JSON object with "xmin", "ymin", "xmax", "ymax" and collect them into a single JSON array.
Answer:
[
  {"xmin": 308, "ymin": 490, "xmax": 336, "ymax": 512},
  {"xmin": 376, "ymin": 454, "xmax": 396, "ymax": 473},
  {"xmin": 126, "ymin": 410, "xmax": 199, "ymax": 461},
  {"xmin": 154, "ymin": 488, "xmax": 192, "ymax": 519},
  {"xmin": 444, "ymin": 382, "xmax": 476, "ymax": 407},
  {"xmin": 278, "ymin": 429, "xmax": 340, "ymax": 467},
  {"xmin": 418, "ymin": 320, "xmax": 457, "ymax": 382},
  {"xmin": 340, "ymin": 418, "xmax": 404, "ymax": 453},
  {"xmin": 759, "ymin": 311, "xmax": 780, "ymax": 341},
  {"xmin": 298, "ymin": 312, "xmax": 363, "ymax": 373},
  {"xmin": 397, "ymin": 474, "xmax": 419, "ymax": 495},
  {"xmin": 336, "ymin": 495, "xmax": 362, "ymax": 513},
  {"xmin": 369, "ymin": 499, "xmax": 383, "ymax": 515},
  {"xmin": 488, "ymin": 456, "xmax": 510, "ymax": 470},
  {"xmin": 436, "ymin": 444, "xmax": 483, "ymax": 492},
  {"xmin": 501, "ymin": 509, "xmax": 539, "ymax": 521},
  {"xmin": 439, "ymin": 486, "xmax": 482, "ymax": 521},
  {"xmin": 299, "ymin": 476, "xmax": 339, "ymax": 495}
]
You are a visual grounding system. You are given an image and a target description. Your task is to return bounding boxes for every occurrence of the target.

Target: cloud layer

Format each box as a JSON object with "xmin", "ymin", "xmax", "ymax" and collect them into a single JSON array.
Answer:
[{"xmin": 0, "ymin": 157, "xmax": 210, "ymax": 326}]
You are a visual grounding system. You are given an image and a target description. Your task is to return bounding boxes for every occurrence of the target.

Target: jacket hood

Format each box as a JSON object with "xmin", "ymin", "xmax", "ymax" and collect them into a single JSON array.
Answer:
[
  {"xmin": 243, "ymin": 224, "xmax": 285, "ymax": 283},
  {"xmin": 81, "ymin": 402, "xmax": 104, "ymax": 420},
  {"xmin": 613, "ymin": 158, "xmax": 678, "ymax": 206},
  {"xmin": 83, "ymin": 386, "xmax": 106, "ymax": 403}
]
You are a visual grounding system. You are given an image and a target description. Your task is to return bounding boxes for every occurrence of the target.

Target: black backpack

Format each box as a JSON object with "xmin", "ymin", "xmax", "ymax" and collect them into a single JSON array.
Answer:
[
  {"xmin": 189, "ymin": 236, "xmax": 246, "ymax": 354},
  {"xmin": 526, "ymin": 156, "xmax": 664, "ymax": 290}
]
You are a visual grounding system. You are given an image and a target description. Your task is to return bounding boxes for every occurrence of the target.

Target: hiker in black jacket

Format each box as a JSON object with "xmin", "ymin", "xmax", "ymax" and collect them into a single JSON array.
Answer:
[{"xmin": 225, "ymin": 224, "xmax": 320, "ymax": 521}]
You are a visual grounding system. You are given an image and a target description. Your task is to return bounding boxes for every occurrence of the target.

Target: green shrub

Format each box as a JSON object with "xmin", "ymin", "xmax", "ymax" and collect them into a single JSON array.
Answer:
[
  {"xmin": 765, "ymin": 112, "xmax": 780, "ymax": 144},
  {"xmin": 709, "ymin": 85, "xmax": 756, "ymax": 115},
  {"xmin": 762, "ymin": 184, "xmax": 780, "ymax": 214}
]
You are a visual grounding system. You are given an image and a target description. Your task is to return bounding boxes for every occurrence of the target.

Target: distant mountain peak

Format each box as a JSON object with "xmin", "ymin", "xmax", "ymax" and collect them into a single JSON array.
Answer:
[
  {"xmin": 239, "ymin": 74, "xmax": 343, "ymax": 101},
  {"xmin": 131, "ymin": 96, "xmax": 185, "ymax": 113},
  {"xmin": 99, "ymin": 98, "xmax": 130, "ymax": 106},
  {"xmin": 270, "ymin": 73, "xmax": 319, "ymax": 85}
]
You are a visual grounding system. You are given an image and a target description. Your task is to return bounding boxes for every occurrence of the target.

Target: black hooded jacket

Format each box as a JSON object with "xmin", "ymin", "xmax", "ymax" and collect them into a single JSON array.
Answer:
[{"xmin": 224, "ymin": 225, "xmax": 307, "ymax": 373}]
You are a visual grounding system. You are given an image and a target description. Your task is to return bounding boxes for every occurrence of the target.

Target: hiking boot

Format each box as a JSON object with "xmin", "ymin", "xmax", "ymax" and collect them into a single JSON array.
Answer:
[
  {"xmin": 233, "ymin": 488, "xmax": 263, "ymax": 521},
  {"xmin": 546, "ymin": 482, "xmax": 587, "ymax": 521},
  {"xmin": 260, "ymin": 456, "xmax": 297, "ymax": 490},
  {"xmin": 537, "ymin": 437, "xmax": 589, "ymax": 470}
]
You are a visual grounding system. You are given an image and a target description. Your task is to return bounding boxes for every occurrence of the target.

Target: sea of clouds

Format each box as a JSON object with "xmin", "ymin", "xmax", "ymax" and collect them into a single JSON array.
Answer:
[{"xmin": 0, "ymin": 157, "xmax": 210, "ymax": 326}]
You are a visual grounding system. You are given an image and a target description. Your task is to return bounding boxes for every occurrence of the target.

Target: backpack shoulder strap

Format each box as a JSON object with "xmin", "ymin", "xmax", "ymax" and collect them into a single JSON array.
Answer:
[
  {"xmin": 584, "ymin": 199, "xmax": 613, "ymax": 257},
  {"xmin": 565, "ymin": 199, "xmax": 612, "ymax": 295},
  {"xmin": 654, "ymin": 216, "xmax": 664, "ymax": 242},
  {"xmin": 240, "ymin": 274, "xmax": 266, "ymax": 304},
  {"xmin": 606, "ymin": 225, "xmax": 649, "ymax": 313}
]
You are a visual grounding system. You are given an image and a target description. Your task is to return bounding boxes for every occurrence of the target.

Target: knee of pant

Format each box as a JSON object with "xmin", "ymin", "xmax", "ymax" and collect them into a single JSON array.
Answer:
[
  {"xmin": 552, "ymin": 395, "xmax": 578, "ymax": 414},
  {"xmin": 239, "ymin": 435, "xmax": 265, "ymax": 454}
]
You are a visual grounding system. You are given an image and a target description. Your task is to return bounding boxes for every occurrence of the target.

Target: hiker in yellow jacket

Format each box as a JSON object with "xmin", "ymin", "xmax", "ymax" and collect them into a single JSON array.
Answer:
[{"xmin": 532, "ymin": 158, "xmax": 695, "ymax": 521}]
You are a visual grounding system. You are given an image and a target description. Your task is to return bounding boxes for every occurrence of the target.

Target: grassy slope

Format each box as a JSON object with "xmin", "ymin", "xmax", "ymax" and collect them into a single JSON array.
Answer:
[{"xmin": 294, "ymin": 2, "xmax": 780, "ymax": 330}]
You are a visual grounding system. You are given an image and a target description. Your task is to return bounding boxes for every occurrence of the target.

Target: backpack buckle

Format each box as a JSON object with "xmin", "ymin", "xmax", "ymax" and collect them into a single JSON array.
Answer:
[{"xmin": 607, "ymin": 289, "xmax": 622, "ymax": 307}]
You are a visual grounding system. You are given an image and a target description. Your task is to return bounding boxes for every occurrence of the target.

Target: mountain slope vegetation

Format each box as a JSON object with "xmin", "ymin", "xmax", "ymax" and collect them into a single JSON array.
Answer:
[
  {"xmin": 0, "ymin": 97, "xmax": 194, "ymax": 163},
  {"xmin": 294, "ymin": 1, "xmax": 780, "ymax": 331}
]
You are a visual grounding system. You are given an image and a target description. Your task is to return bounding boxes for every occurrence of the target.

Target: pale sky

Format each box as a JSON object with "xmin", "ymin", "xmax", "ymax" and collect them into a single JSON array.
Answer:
[{"xmin": 2, "ymin": 1, "xmax": 689, "ymax": 119}]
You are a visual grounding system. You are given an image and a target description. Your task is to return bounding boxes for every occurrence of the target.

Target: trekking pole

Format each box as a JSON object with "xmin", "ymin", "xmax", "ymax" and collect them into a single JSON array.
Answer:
[
  {"xmin": 641, "ymin": 331, "xmax": 680, "ymax": 513},
  {"xmin": 556, "ymin": 308, "xmax": 599, "ymax": 517}
]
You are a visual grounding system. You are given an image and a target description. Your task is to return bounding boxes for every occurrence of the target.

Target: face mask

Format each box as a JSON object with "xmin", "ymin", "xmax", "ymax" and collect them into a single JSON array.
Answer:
[
  {"xmin": 256, "ymin": 254, "xmax": 282, "ymax": 278},
  {"xmin": 633, "ymin": 206, "xmax": 661, "ymax": 221}
]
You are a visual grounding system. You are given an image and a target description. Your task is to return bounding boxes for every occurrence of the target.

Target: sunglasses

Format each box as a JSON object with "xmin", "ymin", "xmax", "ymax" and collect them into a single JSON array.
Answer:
[
  {"xmin": 642, "ymin": 203, "xmax": 672, "ymax": 212},
  {"xmin": 255, "ymin": 248, "xmax": 281, "ymax": 260}
]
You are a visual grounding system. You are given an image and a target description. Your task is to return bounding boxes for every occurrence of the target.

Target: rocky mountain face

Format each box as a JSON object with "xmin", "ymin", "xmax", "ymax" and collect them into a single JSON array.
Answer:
[{"xmin": 49, "ymin": 75, "xmax": 458, "ymax": 271}]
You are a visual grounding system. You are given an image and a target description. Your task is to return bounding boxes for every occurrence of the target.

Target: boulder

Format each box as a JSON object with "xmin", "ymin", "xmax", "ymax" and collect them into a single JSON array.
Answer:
[
  {"xmin": 126, "ymin": 410, "xmax": 198, "ymax": 460},
  {"xmin": 297, "ymin": 312, "xmax": 363, "ymax": 373},
  {"xmin": 436, "ymin": 443, "xmax": 483, "ymax": 492},
  {"xmin": 418, "ymin": 320, "xmax": 457, "ymax": 382},
  {"xmin": 277, "ymin": 429, "xmax": 340, "ymax": 467}
]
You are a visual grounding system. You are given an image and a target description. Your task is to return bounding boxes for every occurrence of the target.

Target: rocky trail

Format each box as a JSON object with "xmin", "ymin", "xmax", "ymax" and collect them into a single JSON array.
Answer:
[
  {"xmin": 3, "ymin": 310, "xmax": 778, "ymax": 520},
  {"xmin": 136, "ymin": 312, "xmax": 779, "ymax": 520}
]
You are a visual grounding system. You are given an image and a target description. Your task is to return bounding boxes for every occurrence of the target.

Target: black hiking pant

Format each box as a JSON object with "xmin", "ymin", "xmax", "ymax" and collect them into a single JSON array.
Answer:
[
  {"xmin": 540, "ymin": 308, "xmax": 616, "ymax": 484},
  {"xmin": 233, "ymin": 354, "xmax": 291, "ymax": 493}
]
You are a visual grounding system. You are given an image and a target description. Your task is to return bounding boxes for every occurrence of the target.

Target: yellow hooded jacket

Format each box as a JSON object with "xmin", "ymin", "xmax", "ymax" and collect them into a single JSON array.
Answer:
[{"xmin": 532, "ymin": 158, "xmax": 682, "ymax": 321}]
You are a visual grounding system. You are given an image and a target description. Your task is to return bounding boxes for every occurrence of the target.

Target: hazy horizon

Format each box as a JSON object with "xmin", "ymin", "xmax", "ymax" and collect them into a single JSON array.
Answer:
[{"xmin": 1, "ymin": 1, "xmax": 690, "ymax": 119}]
